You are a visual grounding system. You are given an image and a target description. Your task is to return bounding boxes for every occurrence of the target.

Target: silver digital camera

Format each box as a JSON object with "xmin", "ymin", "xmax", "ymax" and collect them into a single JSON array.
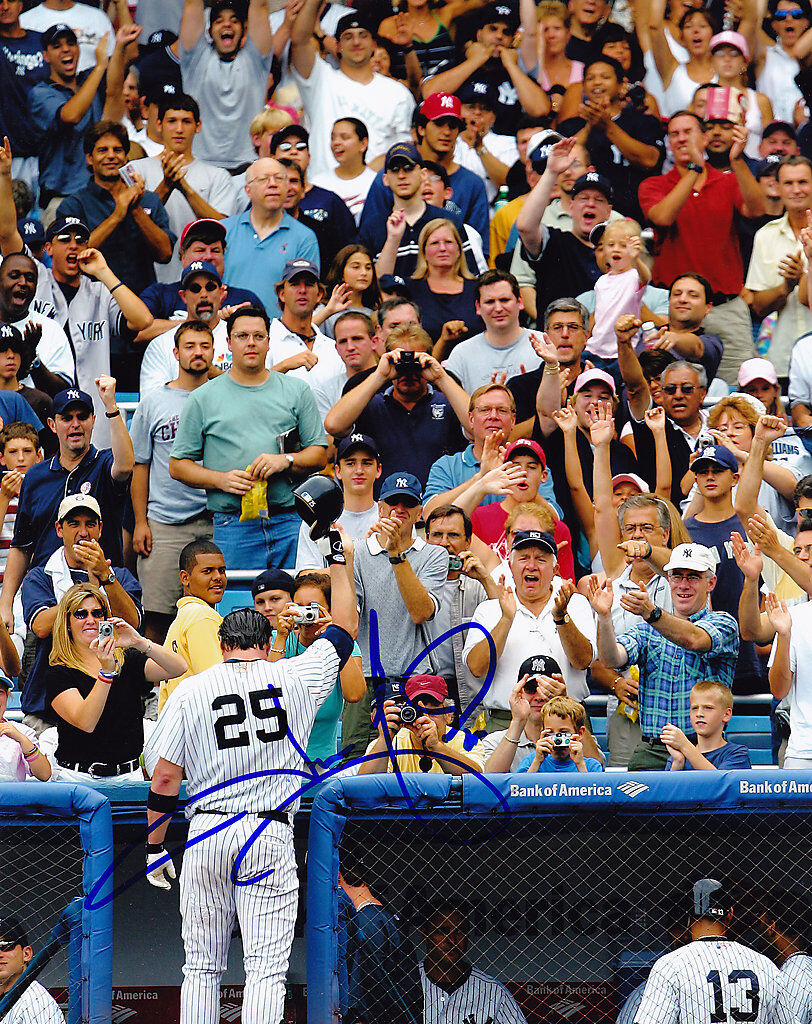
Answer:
[
  {"xmin": 97, "ymin": 620, "xmax": 115, "ymax": 640},
  {"xmin": 290, "ymin": 602, "xmax": 321, "ymax": 625}
]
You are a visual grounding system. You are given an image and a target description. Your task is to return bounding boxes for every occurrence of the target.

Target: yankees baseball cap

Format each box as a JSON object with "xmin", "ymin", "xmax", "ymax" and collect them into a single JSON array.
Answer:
[
  {"xmin": 46, "ymin": 215, "xmax": 90, "ymax": 243},
  {"xmin": 691, "ymin": 878, "xmax": 728, "ymax": 920},
  {"xmin": 336, "ymin": 433, "xmax": 380, "ymax": 460},
  {"xmin": 378, "ymin": 274, "xmax": 410, "ymax": 297},
  {"xmin": 518, "ymin": 653, "xmax": 562, "ymax": 680},
  {"xmin": 251, "ymin": 568, "xmax": 295, "ymax": 600},
  {"xmin": 527, "ymin": 129, "xmax": 563, "ymax": 174},
  {"xmin": 0, "ymin": 917, "xmax": 28, "ymax": 948},
  {"xmin": 335, "ymin": 10, "xmax": 375, "ymax": 38},
  {"xmin": 57, "ymin": 493, "xmax": 101, "ymax": 522},
  {"xmin": 271, "ymin": 124, "xmax": 309, "ymax": 153},
  {"xmin": 754, "ymin": 155, "xmax": 782, "ymax": 179},
  {"xmin": 0, "ymin": 323, "xmax": 24, "ymax": 348},
  {"xmin": 420, "ymin": 92, "xmax": 464, "ymax": 125},
  {"xmin": 589, "ymin": 220, "xmax": 610, "ymax": 246},
  {"xmin": 180, "ymin": 260, "xmax": 222, "ymax": 287},
  {"xmin": 691, "ymin": 444, "xmax": 738, "ymax": 473},
  {"xmin": 504, "ymin": 438, "xmax": 546, "ymax": 467},
  {"xmin": 479, "ymin": 1, "xmax": 520, "ymax": 31},
  {"xmin": 663, "ymin": 542, "xmax": 717, "ymax": 574},
  {"xmin": 385, "ymin": 142, "xmax": 422, "ymax": 171},
  {"xmin": 143, "ymin": 81, "xmax": 178, "ymax": 107},
  {"xmin": 18, "ymin": 218, "xmax": 45, "ymax": 247},
  {"xmin": 379, "ymin": 472, "xmax": 422, "ymax": 506},
  {"xmin": 281, "ymin": 258, "xmax": 320, "ymax": 283},
  {"xmin": 42, "ymin": 23, "xmax": 77, "ymax": 47},
  {"xmin": 570, "ymin": 172, "xmax": 614, "ymax": 203},
  {"xmin": 180, "ymin": 217, "xmax": 227, "ymax": 250},
  {"xmin": 457, "ymin": 80, "xmax": 497, "ymax": 109},
  {"xmin": 210, "ymin": 0, "xmax": 247, "ymax": 24},
  {"xmin": 146, "ymin": 29, "xmax": 178, "ymax": 49},
  {"xmin": 52, "ymin": 388, "xmax": 94, "ymax": 416},
  {"xmin": 404, "ymin": 673, "xmax": 448, "ymax": 703},
  {"xmin": 574, "ymin": 367, "xmax": 617, "ymax": 395},
  {"xmin": 511, "ymin": 529, "xmax": 557, "ymax": 554}
]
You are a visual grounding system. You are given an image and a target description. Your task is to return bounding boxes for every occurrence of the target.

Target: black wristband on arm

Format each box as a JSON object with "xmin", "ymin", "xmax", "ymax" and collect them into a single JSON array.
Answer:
[
  {"xmin": 323, "ymin": 624, "xmax": 355, "ymax": 669},
  {"xmin": 147, "ymin": 789, "xmax": 179, "ymax": 815}
]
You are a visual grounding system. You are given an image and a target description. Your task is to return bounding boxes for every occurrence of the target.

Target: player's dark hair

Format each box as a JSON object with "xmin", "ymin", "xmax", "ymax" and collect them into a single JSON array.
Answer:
[
  {"xmin": 157, "ymin": 92, "xmax": 200, "ymax": 123},
  {"xmin": 83, "ymin": 119, "xmax": 129, "ymax": 156},
  {"xmin": 769, "ymin": 891, "xmax": 811, "ymax": 941},
  {"xmin": 376, "ymin": 296, "xmax": 422, "ymax": 326},
  {"xmin": 0, "ymin": 421, "xmax": 40, "ymax": 453},
  {"xmin": 179, "ymin": 539, "xmax": 223, "ymax": 574},
  {"xmin": 226, "ymin": 305, "xmax": 270, "ymax": 334},
  {"xmin": 218, "ymin": 608, "xmax": 273, "ymax": 651},
  {"xmin": 425, "ymin": 504, "xmax": 473, "ymax": 541}
]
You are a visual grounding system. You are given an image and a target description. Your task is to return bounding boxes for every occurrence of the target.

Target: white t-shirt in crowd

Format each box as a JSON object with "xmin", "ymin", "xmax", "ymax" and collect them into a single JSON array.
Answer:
[
  {"xmin": 295, "ymin": 504, "xmax": 379, "ymax": 572},
  {"xmin": 454, "ymin": 133, "xmax": 520, "ymax": 203},
  {"xmin": 140, "ymin": 319, "xmax": 230, "ymax": 393},
  {"xmin": 310, "ymin": 166, "xmax": 378, "ymax": 225}
]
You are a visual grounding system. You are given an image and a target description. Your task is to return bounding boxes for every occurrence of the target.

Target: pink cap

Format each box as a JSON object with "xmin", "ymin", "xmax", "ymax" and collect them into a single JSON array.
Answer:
[
  {"xmin": 611, "ymin": 472, "xmax": 648, "ymax": 493},
  {"xmin": 503, "ymin": 438, "xmax": 547, "ymax": 467},
  {"xmin": 404, "ymin": 674, "xmax": 449, "ymax": 703},
  {"xmin": 573, "ymin": 367, "xmax": 617, "ymax": 395},
  {"xmin": 709, "ymin": 30, "xmax": 749, "ymax": 58},
  {"xmin": 738, "ymin": 357, "xmax": 778, "ymax": 387}
]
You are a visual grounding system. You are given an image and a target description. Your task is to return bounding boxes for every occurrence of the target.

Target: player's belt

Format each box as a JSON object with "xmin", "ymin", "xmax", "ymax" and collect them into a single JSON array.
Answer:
[
  {"xmin": 194, "ymin": 808, "xmax": 291, "ymax": 826},
  {"xmin": 60, "ymin": 758, "xmax": 141, "ymax": 778}
]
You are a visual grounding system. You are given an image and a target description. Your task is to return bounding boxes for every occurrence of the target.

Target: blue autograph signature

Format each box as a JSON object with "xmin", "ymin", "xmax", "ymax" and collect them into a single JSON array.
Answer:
[{"xmin": 86, "ymin": 610, "xmax": 516, "ymax": 910}]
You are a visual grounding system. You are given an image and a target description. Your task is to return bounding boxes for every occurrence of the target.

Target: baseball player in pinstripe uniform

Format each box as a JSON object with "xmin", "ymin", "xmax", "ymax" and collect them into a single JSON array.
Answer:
[
  {"xmin": 634, "ymin": 880, "xmax": 799, "ymax": 1024},
  {"xmin": 420, "ymin": 904, "xmax": 528, "ymax": 1024},
  {"xmin": 758, "ymin": 894, "xmax": 812, "ymax": 1024},
  {"xmin": 142, "ymin": 548, "xmax": 357, "ymax": 1024},
  {"xmin": 0, "ymin": 917, "xmax": 65, "ymax": 1024}
]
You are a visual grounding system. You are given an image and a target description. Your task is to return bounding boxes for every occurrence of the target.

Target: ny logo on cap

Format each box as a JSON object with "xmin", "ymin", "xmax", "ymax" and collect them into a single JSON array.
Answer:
[
  {"xmin": 23, "ymin": 222, "xmax": 36, "ymax": 234},
  {"xmin": 496, "ymin": 4, "xmax": 511, "ymax": 13},
  {"xmin": 396, "ymin": 478, "xmax": 408, "ymax": 488},
  {"xmin": 586, "ymin": 172, "xmax": 600, "ymax": 182},
  {"xmin": 440, "ymin": 95, "xmax": 455, "ymax": 108},
  {"xmin": 189, "ymin": 261, "xmax": 204, "ymax": 272},
  {"xmin": 350, "ymin": 434, "xmax": 365, "ymax": 443},
  {"xmin": 66, "ymin": 389, "xmax": 80, "ymax": 400},
  {"xmin": 683, "ymin": 547, "xmax": 693, "ymax": 557},
  {"xmin": 0, "ymin": 325, "xmax": 12, "ymax": 337}
]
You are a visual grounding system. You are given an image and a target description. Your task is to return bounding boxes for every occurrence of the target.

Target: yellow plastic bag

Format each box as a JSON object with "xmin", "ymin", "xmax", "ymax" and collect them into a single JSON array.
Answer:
[{"xmin": 239, "ymin": 467, "xmax": 268, "ymax": 521}]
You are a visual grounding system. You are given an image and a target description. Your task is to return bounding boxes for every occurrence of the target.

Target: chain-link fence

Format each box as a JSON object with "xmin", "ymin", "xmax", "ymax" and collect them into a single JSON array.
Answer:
[
  {"xmin": 307, "ymin": 772, "xmax": 812, "ymax": 1024},
  {"xmin": 0, "ymin": 784, "xmax": 113, "ymax": 1024}
]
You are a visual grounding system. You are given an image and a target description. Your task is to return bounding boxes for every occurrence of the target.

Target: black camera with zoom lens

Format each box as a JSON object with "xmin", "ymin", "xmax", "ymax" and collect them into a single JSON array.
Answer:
[{"xmin": 398, "ymin": 701, "xmax": 419, "ymax": 725}]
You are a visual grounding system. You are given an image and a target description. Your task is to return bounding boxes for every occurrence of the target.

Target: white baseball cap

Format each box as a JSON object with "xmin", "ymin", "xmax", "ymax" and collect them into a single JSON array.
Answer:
[
  {"xmin": 663, "ymin": 543, "xmax": 717, "ymax": 574},
  {"xmin": 612, "ymin": 472, "xmax": 648, "ymax": 493},
  {"xmin": 737, "ymin": 358, "xmax": 778, "ymax": 387}
]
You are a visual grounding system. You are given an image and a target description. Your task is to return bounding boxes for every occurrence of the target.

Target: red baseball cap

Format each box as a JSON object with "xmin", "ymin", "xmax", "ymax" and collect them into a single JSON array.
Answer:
[
  {"xmin": 180, "ymin": 217, "xmax": 227, "ymax": 250},
  {"xmin": 404, "ymin": 674, "xmax": 449, "ymax": 703},
  {"xmin": 420, "ymin": 92, "xmax": 464, "ymax": 125},
  {"xmin": 503, "ymin": 438, "xmax": 547, "ymax": 468}
]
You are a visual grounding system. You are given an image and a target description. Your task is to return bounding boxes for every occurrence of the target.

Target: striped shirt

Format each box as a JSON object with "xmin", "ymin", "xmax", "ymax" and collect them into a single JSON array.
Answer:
[
  {"xmin": 420, "ymin": 963, "xmax": 528, "ymax": 1024},
  {"xmin": 143, "ymin": 638, "xmax": 339, "ymax": 818},
  {"xmin": 1, "ymin": 979, "xmax": 65, "ymax": 1023},
  {"xmin": 782, "ymin": 953, "xmax": 812, "ymax": 1024},
  {"xmin": 617, "ymin": 609, "xmax": 739, "ymax": 736},
  {"xmin": 634, "ymin": 938, "xmax": 798, "ymax": 1024}
]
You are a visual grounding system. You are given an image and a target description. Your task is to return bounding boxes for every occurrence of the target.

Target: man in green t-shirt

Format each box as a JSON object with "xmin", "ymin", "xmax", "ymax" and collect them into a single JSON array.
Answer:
[{"xmin": 169, "ymin": 305, "xmax": 328, "ymax": 570}]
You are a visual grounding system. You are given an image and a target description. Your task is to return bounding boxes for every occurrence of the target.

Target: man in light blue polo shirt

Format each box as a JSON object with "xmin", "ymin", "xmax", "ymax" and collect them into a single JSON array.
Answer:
[{"xmin": 221, "ymin": 156, "xmax": 320, "ymax": 317}]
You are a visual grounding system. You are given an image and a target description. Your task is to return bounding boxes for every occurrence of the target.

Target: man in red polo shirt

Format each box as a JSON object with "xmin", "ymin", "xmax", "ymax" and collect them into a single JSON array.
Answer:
[{"xmin": 638, "ymin": 110, "xmax": 765, "ymax": 387}]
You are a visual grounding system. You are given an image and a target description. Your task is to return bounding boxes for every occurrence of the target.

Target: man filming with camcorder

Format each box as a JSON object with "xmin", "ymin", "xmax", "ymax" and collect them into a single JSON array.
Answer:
[{"xmin": 356, "ymin": 673, "xmax": 483, "ymax": 775}]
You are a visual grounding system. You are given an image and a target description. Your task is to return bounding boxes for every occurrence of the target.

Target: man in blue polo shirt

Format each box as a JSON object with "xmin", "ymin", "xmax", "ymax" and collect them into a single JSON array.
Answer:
[
  {"xmin": 221, "ymin": 156, "xmax": 319, "ymax": 318},
  {"xmin": 0, "ymin": 382, "xmax": 134, "ymax": 632}
]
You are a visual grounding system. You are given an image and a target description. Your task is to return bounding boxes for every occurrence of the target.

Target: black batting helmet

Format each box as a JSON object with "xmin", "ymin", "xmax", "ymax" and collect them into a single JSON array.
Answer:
[
  {"xmin": 691, "ymin": 878, "xmax": 728, "ymax": 921},
  {"xmin": 294, "ymin": 475, "xmax": 344, "ymax": 541}
]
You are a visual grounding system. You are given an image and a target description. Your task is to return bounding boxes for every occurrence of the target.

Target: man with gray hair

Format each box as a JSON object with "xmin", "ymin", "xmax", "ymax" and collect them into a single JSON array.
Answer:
[
  {"xmin": 616, "ymin": 313, "xmax": 709, "ymax": 508},
  {"xmin": 587, "ymin": 542, "xmax": 739, "ymax": 769}
]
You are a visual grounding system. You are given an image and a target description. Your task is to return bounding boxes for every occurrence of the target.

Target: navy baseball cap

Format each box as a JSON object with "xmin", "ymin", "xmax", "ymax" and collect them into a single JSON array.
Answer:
[
  {"xmin": 335, "ymin": 10, "xmax": 375, "ymax": 38},
  {"xmin": 527, "ymin": 129, "xmax": 563, "ymax": 174},
  {"xmin": 271, "ymin": 124, "xmax": 309, "ymax": 151},
  {"xmin": 46, "ymin": 215, "xmax": 90, "ymax": 243},
  {"xmin": 281, "ymin": 258, "xmax": 320, "ymax": 282},
  {"xmin": 379, "ymin": 472, "xmax": 422, "ymax": 505},
  {"xmin": 511, "ymin": 529, "xmax": 557, "ymax": 554},
  {"xmin": 52, "ymin": 388, "xmax": 94, "ymax": 416},
  {"xmin": 479, "ymin": 2, "xmax": 520, "ymax": 32},
  {"xmin": 19, "ymin": 218, "xmax": 45, "ymax": 246},
  {"xmin": 0, "ymin": 322, "xmax": 24, "ymax": 348},
  {"xmin": 336, "ymin": 433, "xmax": 380, "ymax": 460},
  {"xmin": 692, "ymin": 445, "xmax": 738, "ymax": 473},
  {"xmin": 0, "ymin": 917, "xmax": 27, "ymax": 947},
  {"xmin": 251, "ymin": 568, "xmax": 295, "ymax": 600},
  {"xmin": 385, "ymin": 142, "xmax": 422, "ymax": 171},
  {"xmin": 457, "ymin": 80, "xmax": 497, "ymax": 109},
  {"xmin": 180, "ymin": 260, "xmax": 222, "ymax": 287},
  {"xmin": 146, "ymin": 29, "xmax": 178, "ymax": 49},
  {"xmin": 143, "ymin": 81, "xmax": 178, "ymax": 106},
  {"xmin": 210, "ymin": 0, "xmax": 247, "ymax": 24},
  {"xmin": 518, "ymin": 653, "xmax": 562, "ymax": 680},
  {"xmin": 378, "ymin": 274, "xmax": 410, "ymax": 297},
  {"xmin": 42, "ymin": 23, "xmax": 77, "ymax": 48},
  {"xmin": 571, "ymin": 172, "xmax": 614, "ymax": 202}
]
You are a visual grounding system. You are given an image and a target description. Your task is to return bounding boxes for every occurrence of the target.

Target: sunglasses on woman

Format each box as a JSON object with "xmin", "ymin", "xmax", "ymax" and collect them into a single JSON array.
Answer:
[
  {"xmin": 773, "ymin": 8, "xmax": 806, "ymax": 19},
  {"xmin": 73, "ymin": 608, "xmax": 105, "ymax": 620}
]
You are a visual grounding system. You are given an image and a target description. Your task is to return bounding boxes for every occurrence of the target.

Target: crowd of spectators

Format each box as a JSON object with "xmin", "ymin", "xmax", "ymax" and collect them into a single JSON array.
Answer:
[{"xmin": 2, "ymin": 0, "xmax": 812, "ymax": 792}]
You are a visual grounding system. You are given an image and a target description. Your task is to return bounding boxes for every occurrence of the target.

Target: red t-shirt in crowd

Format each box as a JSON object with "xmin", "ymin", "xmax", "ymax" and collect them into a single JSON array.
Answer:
[
  {"xmin": 638, "ymin": 165, "xmax": 744, "ymax": 296},
  {"xmin": 470, "ymin": 502, "xmax": 575, "ymax": 582}
]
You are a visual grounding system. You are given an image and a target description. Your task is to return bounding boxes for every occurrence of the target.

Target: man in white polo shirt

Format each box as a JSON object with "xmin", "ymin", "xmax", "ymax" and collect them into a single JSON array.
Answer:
[{"xmin": 463, "ymin": 529, "xmax": 596, "ymax": 733}]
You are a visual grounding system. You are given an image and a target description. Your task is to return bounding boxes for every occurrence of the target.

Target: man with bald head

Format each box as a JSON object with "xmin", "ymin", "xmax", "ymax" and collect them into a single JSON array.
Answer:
[{"xmin": 221, "ymin": 156, "xmax": 320, "ymax": 316}]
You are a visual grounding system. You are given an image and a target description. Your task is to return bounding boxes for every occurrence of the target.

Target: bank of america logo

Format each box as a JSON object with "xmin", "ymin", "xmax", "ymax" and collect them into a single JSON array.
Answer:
[
  {"xmin": 111, "ymin": 1007, "xmax": 137, "ymax": 1023},
  {"xmin": 551, "ymin": 998, "xmax": 585, "ymax": 1018},
  {"xmin": 618, "ymin": 780, "xmax": 649, "ymax": 798},
  {"xmin": 221, "ymin": 1004, "xmax": 243, "ymax": 1022}
]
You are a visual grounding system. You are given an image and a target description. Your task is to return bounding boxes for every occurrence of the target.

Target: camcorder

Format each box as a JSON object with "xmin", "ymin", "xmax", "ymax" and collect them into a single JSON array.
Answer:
[{"xmin": 290, "ymin": 602, "xmax": 321, "ymax": 625}]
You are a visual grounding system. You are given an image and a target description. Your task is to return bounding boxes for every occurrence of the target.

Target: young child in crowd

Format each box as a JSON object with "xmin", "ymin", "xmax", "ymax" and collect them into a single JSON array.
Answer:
[
  {"xmin": 662, "ymin": 680, "xmax": 752, "ymax": 770},
  {"xmin": 0, "ymin": 672, "xmax": 51, "ymax": 781},
  {"xmin": 586, "ymin": 219, "xmax": 650, "ymax": 366},
  {"xmin": 518, "ymin": 696, "xmax": 604, "ymax": 773},
  {"xmin": 0, "ymin": 422, "xmax": 42, "ymax": 585}
]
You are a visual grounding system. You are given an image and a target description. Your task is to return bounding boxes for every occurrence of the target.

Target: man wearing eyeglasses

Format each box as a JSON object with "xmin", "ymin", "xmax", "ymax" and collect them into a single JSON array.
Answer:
[
  {"xmin": 139, "ymin": 260, "xmax": 228, "ymax": 393},
  {"xmin": 170, "ymin": 305, "xmax": 328, "ymax": 571},
  {"xmin": 0, "ymin": 916, "xmax": 65, "ymax": 1024},
  {"xmin": 221, "ymin": 156, "xmax": 320, "ymax": 318}
]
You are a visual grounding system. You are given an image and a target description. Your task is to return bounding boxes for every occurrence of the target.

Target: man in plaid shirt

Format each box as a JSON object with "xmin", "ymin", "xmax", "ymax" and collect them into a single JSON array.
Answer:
[{"xmin": 587, "ymin": 544, "xmax": 739, "ymax": 771}]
